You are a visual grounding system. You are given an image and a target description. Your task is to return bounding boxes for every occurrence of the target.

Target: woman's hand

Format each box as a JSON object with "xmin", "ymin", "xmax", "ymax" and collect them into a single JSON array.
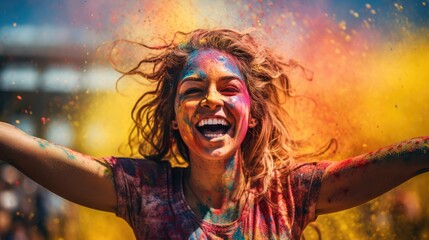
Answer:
[
  {"xmin": 317, "ymin": 137, "xmax": 429, "ymax": 215},
  {"xmin": 0, "ymin": 121, "xmax": 116, "ymax": 212}
]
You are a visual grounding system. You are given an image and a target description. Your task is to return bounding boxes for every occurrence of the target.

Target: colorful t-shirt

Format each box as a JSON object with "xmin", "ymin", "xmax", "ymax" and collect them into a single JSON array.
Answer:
[{"xmin": 106, "ymin": 157, "xmax": 331, "ymax": 240}]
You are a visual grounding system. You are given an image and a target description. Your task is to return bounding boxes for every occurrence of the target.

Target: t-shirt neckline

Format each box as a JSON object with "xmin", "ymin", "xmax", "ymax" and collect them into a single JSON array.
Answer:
[{"xmin": 172, "ymin": 167, "xmax": 250, "ymax": 234}]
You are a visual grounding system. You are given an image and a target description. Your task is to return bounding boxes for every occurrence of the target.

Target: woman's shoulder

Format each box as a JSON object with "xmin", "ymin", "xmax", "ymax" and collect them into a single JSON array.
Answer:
[
  {"xmin": 105, "ymin": 156, "xmax": 173, "ymax": 176},
  {"xmin": 274, "ymin": 161, "xmax": 332, "ymax": 181},
  {"xmin": 290, "ymin": 161, "xmax": 332, "ymax": 172}
]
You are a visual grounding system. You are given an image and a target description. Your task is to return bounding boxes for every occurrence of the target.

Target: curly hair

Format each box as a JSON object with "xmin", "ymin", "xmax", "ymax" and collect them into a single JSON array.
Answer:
[{"xmin": 118, "ymin": 29, "xmax": 308, "ymax": 200}]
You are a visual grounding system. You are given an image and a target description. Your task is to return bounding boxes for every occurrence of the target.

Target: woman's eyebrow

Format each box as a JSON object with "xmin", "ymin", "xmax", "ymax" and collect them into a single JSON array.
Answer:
[
  {"xmin": 181, "ymin": 77, "xmax": 203, "ymax": 84},
  {"xmin": 219, "ymin": 75, "xmax": 244, "ymax": 82},
  {"xmin": 180, "ymin": 69, "xmax": 207, "ymax": 82}
]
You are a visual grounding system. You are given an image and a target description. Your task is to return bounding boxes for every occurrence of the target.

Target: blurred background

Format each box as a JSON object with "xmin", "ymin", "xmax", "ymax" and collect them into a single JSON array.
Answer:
[{"xmin": 0, "ymin": 0, "xmax": 429, "ymax": 239}]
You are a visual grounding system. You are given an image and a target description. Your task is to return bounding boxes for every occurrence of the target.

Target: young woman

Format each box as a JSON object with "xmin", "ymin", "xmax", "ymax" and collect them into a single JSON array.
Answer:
[{"xmin": 0, "ymin": 29, "xmax": 428, "ymax": 239}]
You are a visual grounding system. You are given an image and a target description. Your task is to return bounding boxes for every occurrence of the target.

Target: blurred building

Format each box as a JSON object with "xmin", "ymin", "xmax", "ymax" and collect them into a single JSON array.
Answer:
[{"xmin": 0, "ymin": 24, "xmax": 118, "ymax": 239}]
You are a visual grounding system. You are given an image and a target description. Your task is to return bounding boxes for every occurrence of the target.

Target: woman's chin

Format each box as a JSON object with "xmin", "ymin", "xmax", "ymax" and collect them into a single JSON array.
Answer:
[{"xmin": 197, "ymin": 147, "xmax": 239, "ymax": 162}]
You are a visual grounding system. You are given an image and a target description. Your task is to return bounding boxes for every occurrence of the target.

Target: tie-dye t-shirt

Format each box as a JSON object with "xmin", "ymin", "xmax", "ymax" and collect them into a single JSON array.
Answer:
[{"xmin": 106, "ymin": 157, "xmax": 331, "ymax": 240}]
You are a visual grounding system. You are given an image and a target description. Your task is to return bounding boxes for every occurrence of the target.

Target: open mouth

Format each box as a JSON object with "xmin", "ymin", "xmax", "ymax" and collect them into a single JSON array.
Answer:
[{"xmin": 196, "ymin": 118, "xmax": 231, "ymax": 139}]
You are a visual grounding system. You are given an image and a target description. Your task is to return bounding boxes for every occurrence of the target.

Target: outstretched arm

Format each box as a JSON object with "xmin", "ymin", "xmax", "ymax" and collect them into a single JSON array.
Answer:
[
  {"xmin": 0, "ymin": 122, "xmax": 116, "ymax": 212},
  {"xmin": 317, "ymin": 137, "xmax": 429, "ymax": 214}
]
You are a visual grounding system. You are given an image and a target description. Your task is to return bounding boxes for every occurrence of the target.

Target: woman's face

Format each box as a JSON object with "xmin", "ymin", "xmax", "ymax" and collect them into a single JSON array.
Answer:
[{"xmin": 174, "ymin": 49, "xmax": 254, "ymax": 161}]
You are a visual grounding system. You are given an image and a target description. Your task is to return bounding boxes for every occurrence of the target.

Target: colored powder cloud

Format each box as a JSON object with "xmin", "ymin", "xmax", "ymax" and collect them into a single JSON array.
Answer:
[{"xmin": 70, "ymin": 0, "xmax": 429, "ymax": 239}]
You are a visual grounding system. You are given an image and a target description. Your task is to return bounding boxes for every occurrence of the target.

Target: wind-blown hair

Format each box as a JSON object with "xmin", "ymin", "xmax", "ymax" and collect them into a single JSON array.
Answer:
[{"xmin": 120, "ymin": 29, "xmax": 305, "ymax": 200}]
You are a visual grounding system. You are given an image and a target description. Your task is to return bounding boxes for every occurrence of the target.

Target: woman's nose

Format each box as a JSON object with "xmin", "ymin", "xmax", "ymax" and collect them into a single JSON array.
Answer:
[{"xmin": 200, "ymin": 88, "xmax": 223, "ymax": 109}]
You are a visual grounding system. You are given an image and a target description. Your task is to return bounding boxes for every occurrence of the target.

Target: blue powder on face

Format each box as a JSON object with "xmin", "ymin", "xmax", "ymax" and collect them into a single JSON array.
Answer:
[
  {"xmin": 225, "ymin": 101, "xmax": 235, "ymax": 109},
  {"xmin": 184, "ymin": 116, "xmax": 193, "ymax": 128},
  {"xmin": 180, "ymin": 66, "xmax": 196, "ymax": 80},
  {"xmin": 197, "ymin": 70, "xmax": 207, "ymax": 79},
  {"xmin": 222, "ymin": 58, "xmax": 243, "ymax": 79},
  {"xmin": 180, "ymin": 50, "xmax": 200, "ymax": 80},
  {"xmin": 180, "ymin": 49, "xmax": 244, "ymax": 81},
  {"xmin": 209, "ymin": 50, "xmax": 244, "ymax": 80},
  {"xmin": 179, "ymin": 50, "xmax": 198, "ymax": 80},
  {"xmin": 218, "ymin": 55, "xmax": 226, "ymax": 61},
  {"xmin": 177, "ymin": 93, "xmax": 185, "ymax": 102}
]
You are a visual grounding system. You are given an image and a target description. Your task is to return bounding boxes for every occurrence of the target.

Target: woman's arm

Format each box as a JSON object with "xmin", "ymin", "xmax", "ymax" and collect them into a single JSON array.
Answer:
[
  {"xmin": 317, "ymin": 137, "xmax": 429, "ymax": 215},
  {"xmin": 0, "ymin": 122, "xmax": 116, "ymax": 212}
]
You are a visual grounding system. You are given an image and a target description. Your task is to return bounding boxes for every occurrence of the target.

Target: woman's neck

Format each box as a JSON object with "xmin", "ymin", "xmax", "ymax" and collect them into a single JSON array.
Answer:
[{"xmin": 185, "ymin": 151, "xmax": 247, "ymax": 223}]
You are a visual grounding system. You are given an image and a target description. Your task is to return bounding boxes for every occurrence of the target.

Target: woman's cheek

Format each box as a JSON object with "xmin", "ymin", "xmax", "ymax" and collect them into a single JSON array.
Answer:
[
  {"xmin": 178, "ymin": 116, "xmax": 194, "ymax": 145},
  {"xmin": 227, "ymin": 95, "xmax": 249, "ymax": 110},
  {"xmin": 183, "ymin": 115, "xmax": 193, "ymax": 129},
  {"xmin": 226, "ymin": 96, "xmax": 238, "ymax": 109},
  {"xmin": 228, "ymin": 96, "xmax": 250, "ymax": 115},
  {"xmin": 179, "ymin": 103, "xmax": 198, "ymax": 132},
  {"xmin": 175, "ymin": 94, "xmax": 183, "ymax": 113}
]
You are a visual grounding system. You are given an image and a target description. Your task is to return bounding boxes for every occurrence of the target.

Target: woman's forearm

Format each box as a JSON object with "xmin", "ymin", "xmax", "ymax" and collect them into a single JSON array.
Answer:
[
  {"xmin": 0, "ymin": 121, "xmax": 117, "ymax": 212},
  {"xmin": 0, "ymin": 122, "xmax": 26, "ymax": 163},
  {"xmin": 317, "ymin": 136, "xmax": 429, "ymax": 214}
]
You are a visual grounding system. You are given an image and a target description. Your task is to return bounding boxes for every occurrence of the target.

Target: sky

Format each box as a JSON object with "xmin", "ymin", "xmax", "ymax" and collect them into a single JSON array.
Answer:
[{"xmin": 1, "ymin": 1, "xmax": 428, "ymax": 35}]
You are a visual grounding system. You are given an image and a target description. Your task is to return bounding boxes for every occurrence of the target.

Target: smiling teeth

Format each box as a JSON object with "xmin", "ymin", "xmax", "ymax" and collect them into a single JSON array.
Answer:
[
  {"xmin": 197, "ymin": 118, "xmax": 229, "ymax": 127},
  {"xmin": 204, "ymin": 133, "xmax": 224, "ymax": 138}
]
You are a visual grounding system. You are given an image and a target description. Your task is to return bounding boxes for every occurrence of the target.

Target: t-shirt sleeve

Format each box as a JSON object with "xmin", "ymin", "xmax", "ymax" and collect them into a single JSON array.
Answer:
[
  {"xmin": 288, "ymin": 161, "xmax": 332, "ymax": 228},
  {"xmin": 104, "ymin": 157, "xmax": 143, "ymax": 225}
]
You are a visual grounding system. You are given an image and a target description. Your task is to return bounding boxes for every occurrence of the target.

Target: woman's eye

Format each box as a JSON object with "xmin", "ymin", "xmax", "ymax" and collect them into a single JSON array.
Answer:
[
  {"xmin": 184, "ymin": 88, "xmax": 202, "ymax": 95},
  {"xmin": 222, "ymin": 87, "xmax": 240, "ymax": 93}
]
